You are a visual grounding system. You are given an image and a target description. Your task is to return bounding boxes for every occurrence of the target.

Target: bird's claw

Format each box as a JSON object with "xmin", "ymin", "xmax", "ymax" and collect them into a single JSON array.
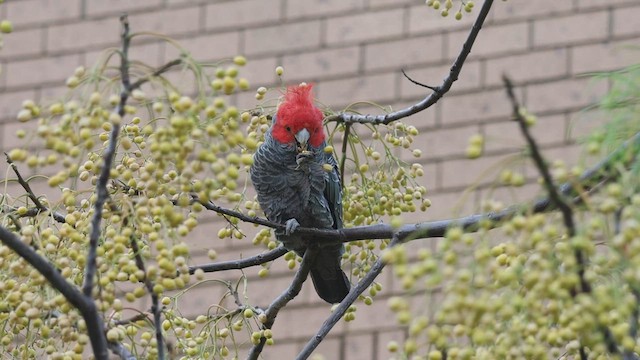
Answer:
[{"xmin": 284, "ymin": 218, "xmax": 300, "ymax": 236}]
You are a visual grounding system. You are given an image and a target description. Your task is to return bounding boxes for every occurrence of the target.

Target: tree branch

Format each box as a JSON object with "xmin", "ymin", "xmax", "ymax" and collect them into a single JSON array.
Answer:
[
  {"xmin": 129, "ymin": 229, "xmax": 165, "ymax": 360},
  {"xmin": 108, "ymin": 341, "xmax": 138, "ymax": 360},
  {"xmin": 325, "ymin": 0, "xmax": 493, "ymax": 125},
  {"xmin": 4, "ymin": 154, "xmax": 66, "ymax": 223},
  {"xmin": 129, "ymin": 58, "xmax": 182, "ymax": 91},
  {"xmin": 188, "ymin": 247, "xmax": 288, "ymax": 274},
  {"xmin": 296, "ymin": 235, "xmax": 401, "ymax": 360},
  {"xmin": 0, "ymin": 225, "xmax": 110, "ymax": 359},
  {"xmin": 82, "ymin": 15, "xmax": 130, "ymax": 297},
  {"xmin": 246, "ymin": 248, "xmax": 317, "ymax": 360},
  {"xmin": 503, "ymin": 75, "xmax": 619, "ymax": 356}
]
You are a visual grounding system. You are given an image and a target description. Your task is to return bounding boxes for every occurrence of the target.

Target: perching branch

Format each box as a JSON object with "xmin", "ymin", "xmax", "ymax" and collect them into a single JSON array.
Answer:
[
  {"xmin": 296, "ymin": 235, "xmax": 401, "ymax": 360},
  {"xmin": 246, "ymin": 248, "xmax": 318, "ymax": 360},
  {"xmin": 188, "ymin": 246, "xmax": 288, "ymax": 274},
  {"xmin": 325, "ymin": 0, "xmax": 493, "ymax": 125},
  {"xmin": 200, "ymin": 129, "xmax": 640, "ymax": 247},
  {"xmin": 503, "ymin": 75, "xmax": 619, "ymax": 356},
  {"xmin": 82, "ymin": 15, "xmax": 130, "ymax": 298}
]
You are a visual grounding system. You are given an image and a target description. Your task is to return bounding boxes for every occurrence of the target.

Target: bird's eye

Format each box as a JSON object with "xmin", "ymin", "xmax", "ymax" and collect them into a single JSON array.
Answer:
[{"xmin": 285, "ymin": 126, "xmax": 291, "ymax": 132}]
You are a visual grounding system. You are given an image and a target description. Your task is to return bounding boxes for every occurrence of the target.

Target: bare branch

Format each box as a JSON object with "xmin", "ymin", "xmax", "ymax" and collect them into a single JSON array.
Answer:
[
  {"xmin": 503, "ymin": 75, "xmax": 619, "ymax": 356},
  {"xmin": 246, "ymin": 248, "xmax": 317, "ymax": 360},
  {"xmin": 129, "ymin": 58, "xmax": 182, "ymax": 91},
  {"xmin": 108, "ymin": 341, "xmax": 138, "ymax": 360},
  {"xmin": 325, "ymin": 0, "xmax": 494, "ymax": 125},
  {"xmin": 83, "ymin": 15, "xmax": 130, "ymax": 297},
  {"xmin": 0, "ymin": 225, "xmax": 110, "ymax": 359},
  {"xmin": 296, "ymin": 235, "xmax": 400, "ymax": 360},
  {"xmin": 129, "ymin": 229, "xmax": 165, "ymax": 360},
  {"xmin": 4, "ymin": 155, "xmax": 66, "ymax": 223},
  {"xmin": 188, "ymin": 247, "xmax": 288, "ymax": 274}
]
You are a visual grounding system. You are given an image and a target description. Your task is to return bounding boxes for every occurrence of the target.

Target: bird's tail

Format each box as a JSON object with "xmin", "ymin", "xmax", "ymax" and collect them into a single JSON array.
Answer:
[{"xmin": 309, "ymin": 246, "xmax": 350, "ymax": 304}]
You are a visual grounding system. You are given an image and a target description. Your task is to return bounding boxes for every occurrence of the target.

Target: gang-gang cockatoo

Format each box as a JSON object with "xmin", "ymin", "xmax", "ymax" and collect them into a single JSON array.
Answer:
[{"xmin": 250, "ymin": 84, "xmax": 350, "ymax": 304}]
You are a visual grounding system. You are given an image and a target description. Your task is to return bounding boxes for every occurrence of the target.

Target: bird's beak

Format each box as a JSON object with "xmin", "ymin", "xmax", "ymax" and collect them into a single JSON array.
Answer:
[{"xmin": 295, "ymin": 128, "xmax": 310, "ymax": 153}]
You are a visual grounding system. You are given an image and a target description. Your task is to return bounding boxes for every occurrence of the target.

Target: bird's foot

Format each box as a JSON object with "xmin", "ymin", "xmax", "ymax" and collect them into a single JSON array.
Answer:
[{"xmin": 284, "ymin": 218, "xmax": 300, "ymax": 236}]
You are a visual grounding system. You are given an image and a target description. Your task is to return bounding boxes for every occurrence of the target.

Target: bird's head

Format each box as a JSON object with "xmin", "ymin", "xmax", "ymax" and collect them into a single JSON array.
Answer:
[{"xmin": 271, "ymin": 84, "xmax": 325, "ymax": 152}]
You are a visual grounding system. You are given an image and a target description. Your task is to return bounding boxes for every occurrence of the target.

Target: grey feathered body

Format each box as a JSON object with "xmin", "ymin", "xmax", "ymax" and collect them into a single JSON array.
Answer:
[{"xmin": 250, "ymin": 129, "xmax": 350, "ymax": 303}]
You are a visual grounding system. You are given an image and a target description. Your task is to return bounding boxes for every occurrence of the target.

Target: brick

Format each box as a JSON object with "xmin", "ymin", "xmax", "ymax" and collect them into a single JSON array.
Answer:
[
  {"xmin": 238, "ymin": 56, "xmax": 279, "ymax": 87},
  {"xmin": 440, "ymin": 89, "xmax": 513, "ymax": 124},
  {"xmin": 47, "ymin": 17, "xmax": 120, "ymax": 53},
  {"xmin": 39, "ymin": 85, "xmax": 74, "ymax": 104},
  {"xmin": 483, "ymin": 114, "xmax": 567, "ymax": 153},
  {"xmin": 6, "ymin": 0, "xmax": 81, "ymax": 27},
  {"xmin": 572, "ymin": 40, "xmax": 640, "ymax": 74},
  {"xmin": 408, "ymin": 3, "xmax": 475, "ymax": 35},
  {"xmin": 525, "ymin": 78, "xmax": 608, "ymax": 114},
  {"xmin": 0, "ymin": 89, "xmax": 37, "ymax": 118},
  {"xmin": 310, "ymin": 336, "xmax": 341, "ymax": 360},
  {"xmin": 491, "ymin": 0, "xmax": 573, "ymax": 21},
  {"xmin": 256, "ymin": 341, "xmax": 300, "ymax": 360},
  {"xmin": 370, "ymin": 0, "xmax": 414, "ymax": 8},
  {"xmin": 282, "ymin": 46, "xmax": 360, "ymax": 82},
  {"xmin": 245, "ymin": 21, "xmax": 322, "ymax": 56},
  {"xmin": 343, "ymin": 333, "xmax": 374, "ymax": 360},
  {"xmin": 485, "ymin": 48, "xmax": 569, "ymax": 86},
  {"xmin": 204, "ymin": 0, "xmax": 282, "ymax": 30},
  {"xmin": 6, "ymin": 54, "xmax": 82, "ymax": 88},
  {"xmin": 165, "ymin": 31, "xmax": 241, "ymax": 63},
  {"xmin": 129, "ymin": 7, "xmax": 201, "ymax": 37},
  {"xmin": 441, "ymin": 153, "xmax": 514, "ymax": 189},
  {"xmin": 287, "ymin": 0, "xmax": 365, "ymax": 19},
  {"xmin": 411, "ymin": 125, "xmax": 480, "ymax": 161},
  {"xmin": 326, "ymin": 9, "xmax": 404, "ymax": 45},
  {"xmin": 447, "ymin": 22, "xmax": 529, "ymax": 60},
  {"xmin": 364, "ymin": 35, "xmax": 443, "ymax": 71},
  {"xmin": 316, "ymin": 73, "xmax": 396, "ymax": 108},
  {"xmin": 272, "ymin": 305, "xmax": 345, "ymax": 339},
  {"xmin": 534, "ymin": 12, "xmax": 608, "ymax": 47},
  {"xmin": 2, "ymin": 118, "xmax": 40, "ymax": 151},
  {"xmin": 614, "ymin": 5, "xmax": 640, "ymax": 36},
  {"xmin": 85, "ymin": 41, "xmax": 163, "ymax": 71},
  {"xmin": 578, "ymin": 0, "xmax": 639, "ymax": 10},
  {"xmin": 400, "ymin": 61, "xmax": 482, "ymax": 99},
  {"xmin": 566, "ymin": 109, "xmax": 609, "ymax": 141},
  {"xmin": 377, "ymin": 330, "xmax": 406, "ymax": 360},
  {"xmin": 85, "ymin": 0, "xmax": 163, "ymax": 17},
  {"xmin": 0, "ymin": 28, "xmax": 44, "ymax": 59}
]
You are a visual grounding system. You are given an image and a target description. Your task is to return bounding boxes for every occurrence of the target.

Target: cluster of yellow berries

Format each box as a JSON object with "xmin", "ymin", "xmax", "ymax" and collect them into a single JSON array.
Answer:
[{"xmin": 426, "ymin": 0, "xmax": 475, "ymax": 20}]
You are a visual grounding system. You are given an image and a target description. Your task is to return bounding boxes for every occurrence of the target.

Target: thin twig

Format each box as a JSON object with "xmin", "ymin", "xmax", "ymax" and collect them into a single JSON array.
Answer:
[
  {"xmin": 295, "ymin": 235, "xmax": 401, "ymax": 360},
  {"xmin": 246, "ymin": 248, "xmax": 318, "ymax": 360},
  {"xmin": 325, "ymin": 0, "xmax": 493, "ymax": 126},
  {"xmin": 401, "ymin": 69, "xmax": 438, "ymax": 91},
  {"xmin": 4, "ymin": 154, "xmax": 66, "ymax": 223},
  {"xmin": 82, "ymin": 15, "xmax": 130, "ymax": 297},
  {"xmin": 188, "ymin": 247, "xmax": 288, "ymax": 274},
  {"xmin": 339, "ymin": 123, "xmax": 351, "ymax": 188},
  {"xmin": 129, "ymin": 58, "xmax": 182, "ymax": 91},
  {"xmin": 129, "ymin": 229, "xmax": 165, "ymax": 360}
]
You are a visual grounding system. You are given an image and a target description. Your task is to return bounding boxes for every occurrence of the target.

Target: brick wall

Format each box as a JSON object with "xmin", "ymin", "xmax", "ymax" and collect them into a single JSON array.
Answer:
[{"xmin": 0, "ymin": 0, "xmax": 639, "ymax": 359}]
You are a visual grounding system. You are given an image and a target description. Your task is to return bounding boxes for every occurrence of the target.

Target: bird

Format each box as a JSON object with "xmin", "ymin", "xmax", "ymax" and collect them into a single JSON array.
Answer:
[{"xmin": 250, "ymin": 84, "xmax": 350, "ymax": 304}]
